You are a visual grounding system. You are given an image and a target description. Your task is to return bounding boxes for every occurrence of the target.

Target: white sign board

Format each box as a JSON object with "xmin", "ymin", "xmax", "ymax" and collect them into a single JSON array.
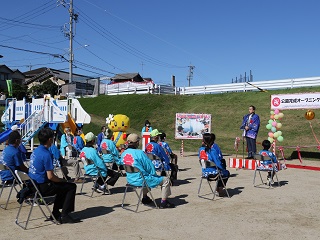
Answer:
[
  {"xmin": 271, "ymin": 92, "xmax": 320, "ymax": 110},
  {"xmin": 175, "ymin": 113, "xmax": 211, "ymax": 139}
]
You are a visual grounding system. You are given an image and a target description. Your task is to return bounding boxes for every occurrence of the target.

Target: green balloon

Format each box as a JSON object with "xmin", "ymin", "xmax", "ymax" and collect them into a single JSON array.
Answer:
[
  {"xmin": 277, "ymin": 136, "xmax": 284, "ymax": 142},
  {"xmin": 268, "ymin": 120, "xmax": 273, "ymax": 124},
  {"xmin": 266, "ymin": 124, "xmax": 272, "ymax": 130}
]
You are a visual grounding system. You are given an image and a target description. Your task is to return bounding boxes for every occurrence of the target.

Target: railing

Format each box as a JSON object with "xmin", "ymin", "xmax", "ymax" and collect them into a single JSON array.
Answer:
[
  {"xmin": 98, "ymin": 76, "xmax": 320, "ymax": 96},
  {"xmin": 20, "ymin": 109, "xmax": 46, "ymax": 143},
  {"xmin": 179, "ymin": 77, "xmax": 320, "ymax": 95}
]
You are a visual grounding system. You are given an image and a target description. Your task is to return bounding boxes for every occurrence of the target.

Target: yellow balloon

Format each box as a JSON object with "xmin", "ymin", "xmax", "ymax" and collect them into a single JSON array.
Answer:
[{"xmin": 305, "ymin": 110, "xmax": 315, "ymax": 120}]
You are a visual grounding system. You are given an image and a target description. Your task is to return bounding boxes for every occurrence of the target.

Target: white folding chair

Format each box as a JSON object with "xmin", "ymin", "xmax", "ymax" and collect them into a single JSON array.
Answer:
[
  {"xmin": 198, "ymin": 160, "xmax": 230, "ymax": 200},
  {"xmin": 122, "ymin": 164, "xmax": 158, "ymax": 212},
  {"xmin": 253, "ymin": 154, "xmax": 280, "ymax": 188},
  {"xmin": 80, "ymin": 157, "xmax": 110, "ymax": 196},
  {"xmin": 14, "ymin": 170, "xmax": 58, "ymax": 230},
  {"xmin": 0, "ymin": 164, "xmax": 22, "ymax": 209}
]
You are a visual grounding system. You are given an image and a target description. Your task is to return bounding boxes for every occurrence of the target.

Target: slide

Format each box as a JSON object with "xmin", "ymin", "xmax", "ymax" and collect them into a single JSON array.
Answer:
[
  {"xmin": 60, "ymin": 113, "xmax": 86, "ymax": 143},
  {"xmin": 0, "ymin": 129, "xmax": 12, "ymax": 144}
]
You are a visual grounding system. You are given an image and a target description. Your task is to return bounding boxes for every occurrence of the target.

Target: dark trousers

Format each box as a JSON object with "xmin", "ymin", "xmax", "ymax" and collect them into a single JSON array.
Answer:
[
  {"xmin": 246, "ymin": 137, "xmax": 256, "ymax": 158},
  {"xmin": 38, "ymin": 182, "xmax": 77, "ymax": 215},
  {"xmin": 97, "ymin": 169, "xmax": 120, "ymax": 187}
]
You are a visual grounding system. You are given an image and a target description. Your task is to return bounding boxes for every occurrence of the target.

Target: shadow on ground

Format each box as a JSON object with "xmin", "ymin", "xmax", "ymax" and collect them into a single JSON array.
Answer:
[{"xmin": 75, "ymin": 206, "xmax": 114, "ymax": 220}]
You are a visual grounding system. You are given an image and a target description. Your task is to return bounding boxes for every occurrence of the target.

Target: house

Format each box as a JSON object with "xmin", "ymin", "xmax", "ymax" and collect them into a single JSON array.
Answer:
[
  {"xmin": 110, "ymin": 73, "xmax": 152, "ymax": 84},
  {"xmin": 0, "ymin": 65, "xmax": 25, "ymax": 90},
  {"xmin": 24, "ymin": 67, "xmax": 94, "ymax": 96}
]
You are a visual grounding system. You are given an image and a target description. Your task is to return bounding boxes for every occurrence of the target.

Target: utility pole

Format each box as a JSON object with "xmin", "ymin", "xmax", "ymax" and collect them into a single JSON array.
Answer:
[
  {"xmin": 187, "ymin": 65, "xmax": 195, "ymax": 87},
  {"xmin": 69, "ymin": 0, "xmax": 74, "ymax": 84}
]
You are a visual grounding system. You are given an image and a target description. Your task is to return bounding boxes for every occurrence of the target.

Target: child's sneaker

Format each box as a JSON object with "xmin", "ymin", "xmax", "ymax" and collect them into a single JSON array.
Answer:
[
  {"xmin": 160, "ymin": 201, "xmax": 175, "ymax": 209},
  {"xmin": 92, "ymin": 183, "xmax": 104, "ymax": 193}
]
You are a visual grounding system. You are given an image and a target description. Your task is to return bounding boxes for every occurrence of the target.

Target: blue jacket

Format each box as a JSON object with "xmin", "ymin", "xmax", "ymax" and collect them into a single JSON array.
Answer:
[
  {"xmin": 80, "ymin": 146, "xmax": 107, "ymax": 177},
  {"xmin": 198, "ymin": 146, "xmax": 229, "ymax": 178},
  {"xmin": 0, "ymin": 145, "xmax": 24, "ymax": 181},
  {"xmin": 100, "ymin": 139, "xmax": 121, "ymax": 165},
  {"xmin": 121, "ymin": 148, "xmax": 163, "ymax": 188},
  {"xmin": 60, "ymin": 133, "xmax": 74, "ymax": 156},
  {"xmin": 73, "ymin": 136, "xmax": 85, "ymax": 152},
  {"xmin": 240, "ymin": 113, "xmax": 260, "ymax": 139},
  {"xmin": 96, "ymin": 132, "xmax": 105, "ymax": 152},
  {"xmin": 145, "ymin": 141, "xmax": 171, "ymax": 170}
]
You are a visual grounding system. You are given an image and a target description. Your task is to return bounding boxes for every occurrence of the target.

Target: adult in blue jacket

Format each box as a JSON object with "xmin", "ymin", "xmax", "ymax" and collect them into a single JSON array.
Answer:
[
  {"xmin": 96, "ymin": 126, "xmax": 107, "ymax": 153},
  {"xmin": 80, "ymin": 132, "xmax": 120, "ymax": 193},
  {"xmin": 240, "ymin": 105, "xmax": 260, "ymax": 159},
  {"xmin": 199, "ymin": 133, "xmax": 230, "ymax": 197},
  {"xmin": 121, "ymin": 133, "xmax": 175, "ymax": 209},
  {"xmin": 145, "ymin": 129, "xmax": 178, "ymax": 182},
  {"xmin": 0, "ymin": 131, "xmax": 28, "ymax": 183}
]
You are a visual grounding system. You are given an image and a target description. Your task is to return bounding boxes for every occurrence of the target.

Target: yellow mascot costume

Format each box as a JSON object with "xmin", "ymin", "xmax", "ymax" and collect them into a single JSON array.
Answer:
[{"xmin": 106, "ymin": 114, "xmax": 130, "ymax": 150}]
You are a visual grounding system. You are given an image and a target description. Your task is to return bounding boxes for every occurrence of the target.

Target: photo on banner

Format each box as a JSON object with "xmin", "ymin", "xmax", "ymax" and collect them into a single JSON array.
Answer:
[{"xmin": 175, "ymin": 113, "xmax": 211, "ymax": 139}]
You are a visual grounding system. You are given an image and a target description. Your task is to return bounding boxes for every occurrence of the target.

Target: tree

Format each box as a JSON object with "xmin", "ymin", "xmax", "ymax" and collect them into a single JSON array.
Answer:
[{"xmin": 28, "ymin": 80, "xmax": 59, "ymax": 98}]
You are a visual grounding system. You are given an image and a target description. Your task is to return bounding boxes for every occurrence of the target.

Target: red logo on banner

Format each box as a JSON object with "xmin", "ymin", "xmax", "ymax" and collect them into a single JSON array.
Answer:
[
  {"xmin": 272, "ymin": 97, "xmax": 281, "ymax": 107},
  {"xmin": 123, "ymin": 154, "xmax": 134, "ymax": 165}
]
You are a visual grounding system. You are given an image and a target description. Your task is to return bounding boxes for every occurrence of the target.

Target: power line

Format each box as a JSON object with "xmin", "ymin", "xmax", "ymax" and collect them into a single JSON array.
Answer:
[{"xmin": 75, "ymin": 6, "xmax": 187, "ymax": 69}]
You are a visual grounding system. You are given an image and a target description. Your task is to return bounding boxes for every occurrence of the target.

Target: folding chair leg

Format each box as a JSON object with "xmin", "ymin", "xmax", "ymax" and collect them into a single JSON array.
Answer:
[
  {"xmin": 0, "ymin": 180, "xmax": 19, "ymax": 210},
  {"xmin": 211, "ymin": 181, "xmax": 218, "ymax": 200},
  {"xmin": 198, "ymin": 177, "xmax": 203, "ymax": 195},
  {"xmin": 121, "ymin": 186, "xmax": 129, "ymax": 208},
  {"xmin": 220, "ymin": 177, "xmax": 230, "ymax": 198}
]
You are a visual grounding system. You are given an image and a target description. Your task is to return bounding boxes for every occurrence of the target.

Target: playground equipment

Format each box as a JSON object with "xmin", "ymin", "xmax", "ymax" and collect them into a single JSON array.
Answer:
[{"xmin": 0, "ymin": 95, "xmax": 91, "ymax": 149}]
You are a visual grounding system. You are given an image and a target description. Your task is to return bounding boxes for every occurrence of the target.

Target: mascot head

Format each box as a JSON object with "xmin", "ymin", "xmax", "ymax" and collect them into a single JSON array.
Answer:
[{"xmin": 106, "ymin": 114, "xmax": 130, "ymax": 133}]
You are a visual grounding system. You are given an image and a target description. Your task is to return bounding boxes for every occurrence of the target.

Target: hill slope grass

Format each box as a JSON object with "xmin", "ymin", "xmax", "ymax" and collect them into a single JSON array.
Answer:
[{"xmin": 79, "ymin": 86, "xmax": 320, "ymax": 159}]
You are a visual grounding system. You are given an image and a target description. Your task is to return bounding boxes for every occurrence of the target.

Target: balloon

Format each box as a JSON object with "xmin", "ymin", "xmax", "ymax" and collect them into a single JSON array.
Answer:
[
  {"xmin": 273, "ymin": 132, "xmax": 279, "ymax": 138},
  {"xmin": 271, "ymin": 127, "xmax": 277, "ymax": 133},
  {"xmin": 274, "ymin": 109, "xmax": 280, "ymax": 114},
  {"xmin": 305, "ymin": 110, "xmax": 315, "ymax": 120},
  {"xmin": 268, "ymin": 119, "xmax": 273, "ymax": 124},
  {"xmin": 276, "ymin": 123, "xmax": 282, "ymax": 129},
  {"xmin": 268, "ymin": 132, "xmax": 274, "ymax": 138},
  {"xmin": 266, "ymin": 124, "xmax": 272, "ymax": 130},
  {"xmin": 277, "ymin": 136, "xmax": 284, "ymax": 142},
  {"xmin": 278, "ymin": 112, "xmax": 284, "ymax": 118},
  {"xmin": 272, "ymin": 121, "xmax": 277, "ymax": 127},
  {"xmin": 270, "ymin": 111, "xmax": 274, "ymax": 115},
  {"xmin": 270, "ymin": 114, "xmax": 275, "ymax": 120},
  {"xmin": 277, "ymin": 131, "xmax": 282, "ymax": 136},
  {"xmin": 268, "ymin": 137, "xmax": 274, "ymax": 143},
  {"xmin": 274, "ymin": 114, "xmax": 279, "ymax": 119}
]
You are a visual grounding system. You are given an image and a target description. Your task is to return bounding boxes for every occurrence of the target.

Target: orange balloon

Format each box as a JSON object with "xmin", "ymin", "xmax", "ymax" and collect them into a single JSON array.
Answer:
[
  {"xmin": 305, "ymin": 110, "xmax": 315, "ymax": 120},
  {"xmin": 270, "ymin": 114, "xmax": 274, "ymax": 120}
]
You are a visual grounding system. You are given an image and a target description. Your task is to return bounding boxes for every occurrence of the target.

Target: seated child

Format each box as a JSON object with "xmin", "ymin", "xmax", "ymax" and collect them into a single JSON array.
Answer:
[{"xmin": 258, "ymin": 140, "xmax": 279, "ymax": 184}]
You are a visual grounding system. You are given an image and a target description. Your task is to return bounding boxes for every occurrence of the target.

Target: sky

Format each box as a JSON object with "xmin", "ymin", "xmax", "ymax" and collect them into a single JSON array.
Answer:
[{"xmin": 1, "ymin": 0, "xmax": 320, "ymax": 87}]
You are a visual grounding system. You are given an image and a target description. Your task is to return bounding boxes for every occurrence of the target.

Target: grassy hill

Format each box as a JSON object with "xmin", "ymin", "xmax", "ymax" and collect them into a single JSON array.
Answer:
[
  {"xmin": 78, "ymin": 86, "xmax": 320, "ymax": 158},
  {"xmin": 1, "ymin": 87, "xmax": 319, "ymax": 158}
]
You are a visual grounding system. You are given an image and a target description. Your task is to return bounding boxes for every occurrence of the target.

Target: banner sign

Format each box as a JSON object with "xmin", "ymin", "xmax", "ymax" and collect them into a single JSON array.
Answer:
[
  {"xmin": 271, "ymin": 92, "xmax": 320, "ymax": 110},
  {"xmin": 175, "ymin": 113, "xmax": 211, "ymax": 139}
]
